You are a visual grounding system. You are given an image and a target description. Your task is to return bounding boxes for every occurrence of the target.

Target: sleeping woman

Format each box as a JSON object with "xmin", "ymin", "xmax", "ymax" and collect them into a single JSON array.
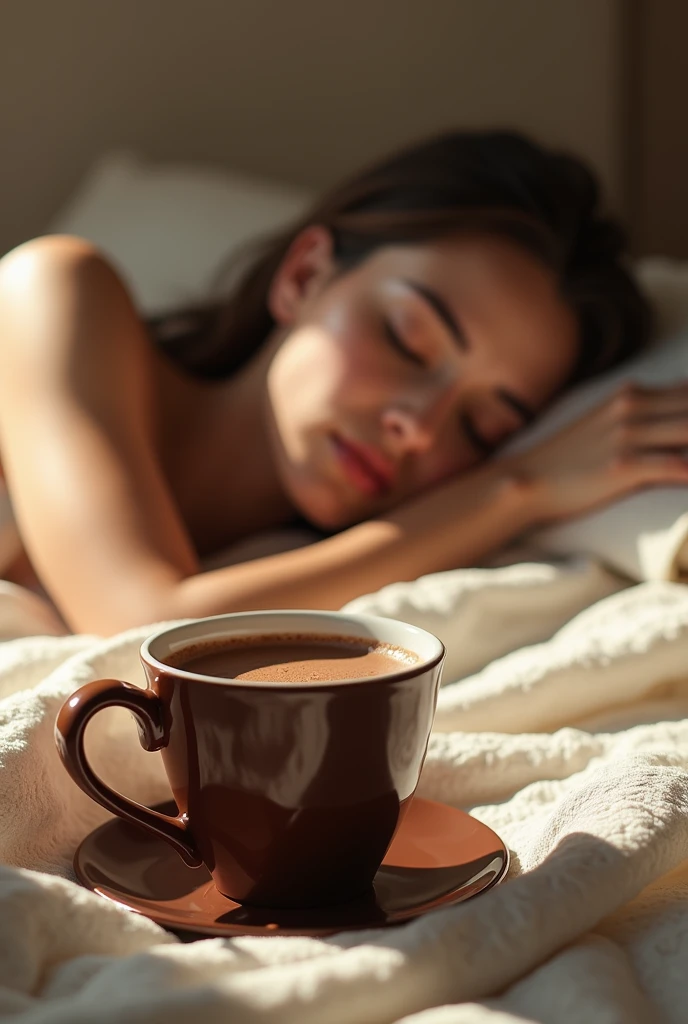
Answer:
[{"xmin": 0, "ymin": 130, "xmax": 686, "ymax": 636}]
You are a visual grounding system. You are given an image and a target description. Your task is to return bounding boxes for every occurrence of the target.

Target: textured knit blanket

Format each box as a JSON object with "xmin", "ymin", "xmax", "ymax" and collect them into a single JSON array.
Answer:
[{"xmin": 0, "ymin": 555, "xmax": 687, "ymax": 1024}]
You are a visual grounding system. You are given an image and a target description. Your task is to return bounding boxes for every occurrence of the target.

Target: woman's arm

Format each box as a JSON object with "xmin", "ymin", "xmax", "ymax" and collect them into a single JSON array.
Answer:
[
  {"xmin": 173, "ymin": 467, "xmax": 531, "ymax": 620},
  {"xmin": 0, "ymin": 236, "xmax": 200, "ymax": 632},
  {"xmin": 0, "ymin": 236, "xmax": 537, "ymax": 635}
]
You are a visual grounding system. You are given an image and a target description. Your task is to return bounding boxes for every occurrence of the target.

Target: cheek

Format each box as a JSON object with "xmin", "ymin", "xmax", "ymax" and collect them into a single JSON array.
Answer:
[
  {"xmin": 267, "ymin": 328, "xmax": 346, "ymax": 417},
  {"xmin": 319, "ymin": 307, "xmax": 391, "ymax": 400},
  {"xmin": 272, "ymin": 319, "xmax": 389, "ymax": 421}
]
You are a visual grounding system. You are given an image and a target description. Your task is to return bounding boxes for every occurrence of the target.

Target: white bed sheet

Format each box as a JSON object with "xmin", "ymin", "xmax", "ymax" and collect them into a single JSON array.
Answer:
[{"xmin": 0, "ymin": 555, "xmax": 687, "ymax": 1023}]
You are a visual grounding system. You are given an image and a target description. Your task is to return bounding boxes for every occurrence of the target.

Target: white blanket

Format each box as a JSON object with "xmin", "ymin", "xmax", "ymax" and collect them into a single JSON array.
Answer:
[{"xmin": 1, "ymin": 560, "xmax": 687, "ymax": 1024}]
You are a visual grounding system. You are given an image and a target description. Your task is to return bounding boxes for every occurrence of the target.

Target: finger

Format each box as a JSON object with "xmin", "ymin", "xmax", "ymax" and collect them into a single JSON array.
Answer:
[
  {"xmin": 612, "ymin": 451, "xmax": 688, "ymax": 488},
  {"xmin": 637, "ymin": 393, "xmax": 688, "ymax": 420},
  {"xmin": 607, "ymin": 381, "xmax": 688, "ymax": 422},
  {"xmin": 624, "ymin": 416, "xmax": 688, "ymax": 451}
]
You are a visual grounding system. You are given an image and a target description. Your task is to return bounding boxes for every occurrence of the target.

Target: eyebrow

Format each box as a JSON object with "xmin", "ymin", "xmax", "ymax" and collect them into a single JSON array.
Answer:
[
  {"xmin": 401, "ymin": 279, "xmax": 468, "ymax": 350},
  {"xmin": 400, "ymin": 277, "xmax": 536, "ymax": 425}
]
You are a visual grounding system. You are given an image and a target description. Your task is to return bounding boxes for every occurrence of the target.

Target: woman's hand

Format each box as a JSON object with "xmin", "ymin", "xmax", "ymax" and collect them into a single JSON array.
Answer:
[{"xmin": 499, "ymin": 381, "xmax": 688, "ymax": 524}]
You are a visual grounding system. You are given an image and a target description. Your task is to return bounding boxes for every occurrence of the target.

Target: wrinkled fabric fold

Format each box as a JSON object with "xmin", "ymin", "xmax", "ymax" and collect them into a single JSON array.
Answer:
[{"xmin": 0, "ymin": 558, "xmax": 686, "ymax": 1022}]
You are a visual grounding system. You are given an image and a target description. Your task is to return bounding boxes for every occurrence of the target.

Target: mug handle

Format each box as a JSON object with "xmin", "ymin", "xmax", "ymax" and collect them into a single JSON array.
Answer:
[{"xmin": 55, "ymin": 678, "xmax": 203, "ymax": 868}]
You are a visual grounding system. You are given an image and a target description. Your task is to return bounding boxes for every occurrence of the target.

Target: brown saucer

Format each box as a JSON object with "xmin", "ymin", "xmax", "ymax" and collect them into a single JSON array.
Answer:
[{"xmin": 74, "ymin": 798, "xmax": 509, "ymax": 937}]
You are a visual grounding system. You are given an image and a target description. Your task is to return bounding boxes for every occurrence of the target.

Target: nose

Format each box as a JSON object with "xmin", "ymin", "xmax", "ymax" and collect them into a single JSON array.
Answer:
[
  {"xmin": 381, "ymin": 388, "xmax": 455, "ymax": 457},
  {"xmin": 382, "ymin": 408, "xmax": 433, "ymax": 456}
]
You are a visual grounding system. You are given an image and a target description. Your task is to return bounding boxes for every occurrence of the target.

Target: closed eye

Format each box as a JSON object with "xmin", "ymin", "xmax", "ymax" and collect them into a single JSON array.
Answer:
[
  {"xmin": 462, "ymin": 415, "xmax": 524, "ymax": 456},
  {"xmin": 460, "ymin": 414, "xmax": 497, "ymax": 456},
  {"xmin": 383, "ymin": 319, "xmax": 425, "ymax": 367}
]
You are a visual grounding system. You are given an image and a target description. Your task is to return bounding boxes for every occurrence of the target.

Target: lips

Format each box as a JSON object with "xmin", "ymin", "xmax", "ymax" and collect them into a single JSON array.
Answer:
[{"xmin": 331, "ymin": 434, "xmax": 396, "ymax": 496}]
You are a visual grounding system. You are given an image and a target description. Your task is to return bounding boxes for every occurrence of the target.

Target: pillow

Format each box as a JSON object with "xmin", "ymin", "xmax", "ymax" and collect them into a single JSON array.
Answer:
[
  {"xmin": 504, "ymin": 258, "xmax": 688, "ymax": 582},
  {"xmin": 48, "ymin": 151, "xmax": 313, "ymax": 314}
]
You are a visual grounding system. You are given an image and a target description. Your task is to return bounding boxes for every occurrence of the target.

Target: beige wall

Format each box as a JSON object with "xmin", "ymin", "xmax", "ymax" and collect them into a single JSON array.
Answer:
[{"xmin": 0, "ymin": 0, "xmax": 625, "ymax": 255}]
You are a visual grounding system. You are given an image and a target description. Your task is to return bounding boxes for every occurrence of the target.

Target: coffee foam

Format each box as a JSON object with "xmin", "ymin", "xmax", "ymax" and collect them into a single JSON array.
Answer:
[{"xmin": 164, "ymin": 633, "xmax": 418, "ymax": 683}]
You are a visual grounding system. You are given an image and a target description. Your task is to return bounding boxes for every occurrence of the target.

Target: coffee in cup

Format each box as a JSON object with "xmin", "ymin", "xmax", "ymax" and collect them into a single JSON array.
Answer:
[
  {"xmin": 55, "ymin": 610, "xmax": 444, "ymax": 908},
  {"xmin": 166, "ymin": 632, "xmax": 419, "ymax": 682}
]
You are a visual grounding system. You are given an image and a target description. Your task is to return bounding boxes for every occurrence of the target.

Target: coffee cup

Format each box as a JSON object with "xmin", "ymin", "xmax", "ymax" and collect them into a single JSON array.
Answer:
[{"xmin": 55, "ymin": 610, "xmax": 444, "ymax": 908}]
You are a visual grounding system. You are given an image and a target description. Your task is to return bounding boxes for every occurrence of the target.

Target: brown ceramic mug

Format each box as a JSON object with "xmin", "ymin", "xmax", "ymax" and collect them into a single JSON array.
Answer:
[{"xmin": 55, "ymin": 610, "xmax": 445, "ymax": 908}]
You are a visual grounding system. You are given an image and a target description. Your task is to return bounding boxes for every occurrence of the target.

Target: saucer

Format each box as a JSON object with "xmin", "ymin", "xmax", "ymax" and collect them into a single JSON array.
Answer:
[{"xmin": 74, "ymin": 798, "xmax": 509, "ymax": 937}]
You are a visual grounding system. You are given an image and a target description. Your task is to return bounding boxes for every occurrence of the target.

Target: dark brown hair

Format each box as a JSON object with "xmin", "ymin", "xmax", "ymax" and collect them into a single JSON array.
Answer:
[{"xmin": 151, "ymin": 130, "xmax": 652, "ymax": 382}]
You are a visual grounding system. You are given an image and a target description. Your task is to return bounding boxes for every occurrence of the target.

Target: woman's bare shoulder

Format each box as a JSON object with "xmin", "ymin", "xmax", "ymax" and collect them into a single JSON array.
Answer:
[
  {"xmin": 0, "ymin": 234, "xmax": 120, "ymax": 293},
  {"xmin": 0, "ymin": 234, "xmax": 155, "ymax": 381},
  {"xmin": 0, "ymin": 234, "xmax": 209, "ymax": 490}
]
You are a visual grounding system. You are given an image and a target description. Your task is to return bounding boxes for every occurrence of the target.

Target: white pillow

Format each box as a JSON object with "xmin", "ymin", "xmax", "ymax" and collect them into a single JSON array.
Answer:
[
  {"xmin": 505, "ymin": 258, "xmax": 688, "ymax": 582},
  {"xmin": 48, "ymin": 151, "xmax": 313, "ymax": 314}
]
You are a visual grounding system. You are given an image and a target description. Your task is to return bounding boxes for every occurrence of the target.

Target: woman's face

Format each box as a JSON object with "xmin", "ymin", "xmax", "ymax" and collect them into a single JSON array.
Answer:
[{"xmin": 263, "ymin": 230, "xmax": 579, "ymax": 531}]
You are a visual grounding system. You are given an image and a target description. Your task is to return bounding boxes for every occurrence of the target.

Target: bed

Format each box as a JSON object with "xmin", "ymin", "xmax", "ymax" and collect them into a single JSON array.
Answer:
[{"xmin": 0, "ymin": 154, "xmax": 687, "ymax": 1022}]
